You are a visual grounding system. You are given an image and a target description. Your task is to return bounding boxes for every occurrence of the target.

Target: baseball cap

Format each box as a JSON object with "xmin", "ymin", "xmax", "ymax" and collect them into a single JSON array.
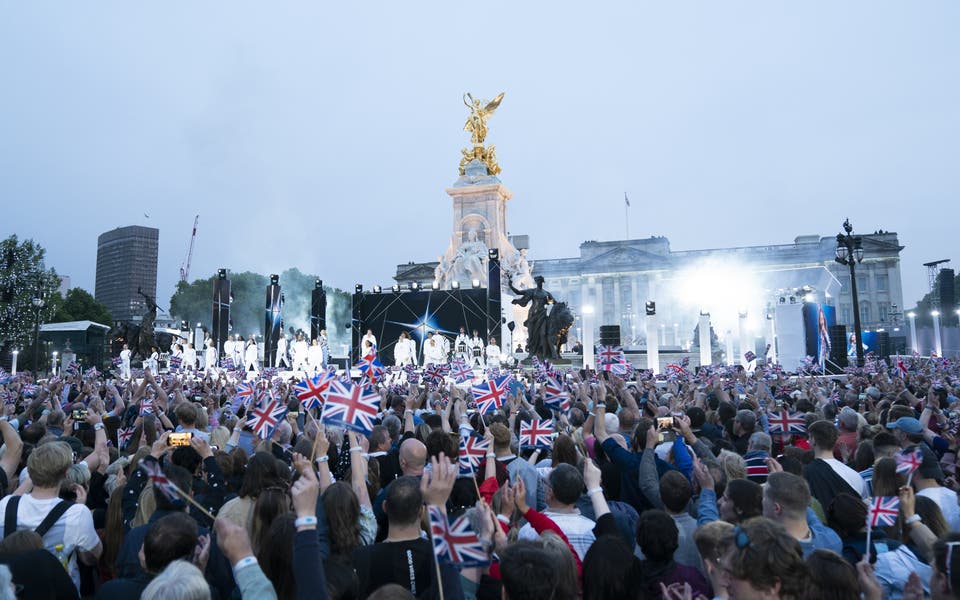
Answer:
[{"xmin": 886, "ymin": 416, "xmax": 923, "ymax": 435}]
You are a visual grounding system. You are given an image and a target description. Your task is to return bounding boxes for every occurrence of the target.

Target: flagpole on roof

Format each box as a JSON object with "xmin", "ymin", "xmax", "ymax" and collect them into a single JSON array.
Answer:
[{"xmin": 624, "ymin": 192, "xmax": 630, "ymax": 240}]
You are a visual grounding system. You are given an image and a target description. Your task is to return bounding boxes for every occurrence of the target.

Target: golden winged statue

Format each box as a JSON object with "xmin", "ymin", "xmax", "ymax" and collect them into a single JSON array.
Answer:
[{"xmin": 463, "ymin": 92, "xmax": 504, "ymax": 145}]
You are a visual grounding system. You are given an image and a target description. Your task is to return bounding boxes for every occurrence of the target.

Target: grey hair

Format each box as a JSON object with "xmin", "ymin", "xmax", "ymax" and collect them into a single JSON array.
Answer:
[
  {"xmin": 141, "ymin": 560, "xmax": 211, "ymax": 600},
  {"xmin": 748, "ymin": 432, "xmax": 772, "ymax": 453}
]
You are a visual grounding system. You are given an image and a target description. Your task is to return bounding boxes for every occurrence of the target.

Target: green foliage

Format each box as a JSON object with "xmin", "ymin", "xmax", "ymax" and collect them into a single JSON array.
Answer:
[
  {"xmin": 0, "ymin": 235, "xmax": 60, "ymax": 351},
  {"xmin": 51, "ymin": 288, "xmax": 113, "ymax": 326},
  {"xmin": 169, "ymin": 268, "xmax": 352, "ymax": 352}
]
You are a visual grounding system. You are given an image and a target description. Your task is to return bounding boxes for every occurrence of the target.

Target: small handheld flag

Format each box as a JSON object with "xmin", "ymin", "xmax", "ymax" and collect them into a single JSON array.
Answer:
[
  {"xmin": 471, "ymin": 375, "xmax": 511, "ymax": 414},
  {"xmin": 894, "ymin": 449, "xmax": 923, "ymax": 477},
  {"xmin": 293, "ymin": 372, "xmax": 335, "ymax": 411},
  {"xmin": 519, "ymin": 419, "xmax": 554, "ymax": 449},
  {"xmin": 428, "ymin": 505, "xmax": 490, "ymax": 568},
  {"xmin": 867, "ymin": 496, "xmax": 900, "ymax": 528},
  {"xmin": 322, "ymin": 380, "xmax": 381, "ymax": 435},
  {"xmin": 139, "ymin": 459, "xmax": 181, "ymax": 503},
  {"xmin": 458, "ymin": 429, "xmax": 491, "ymax": 476},
  {"xmin": 767, "ymin": 411, "xmax": 806, "ymax": 436},
  {"xmin": 245, "ymin": 396, "xmax": 287, "ymax": 439}
]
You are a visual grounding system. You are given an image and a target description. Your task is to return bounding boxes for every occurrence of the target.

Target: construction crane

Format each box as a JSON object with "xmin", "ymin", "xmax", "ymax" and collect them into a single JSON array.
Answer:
[{"xmin": 179, "ymin": 215, "xmax": 199, "ymax": 282}]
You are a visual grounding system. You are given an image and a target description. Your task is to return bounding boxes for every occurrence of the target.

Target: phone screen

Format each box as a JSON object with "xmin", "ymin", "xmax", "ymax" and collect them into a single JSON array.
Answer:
[{"xmin": 169, "ymin": 432, "xmax": 192, "ymax": 447}]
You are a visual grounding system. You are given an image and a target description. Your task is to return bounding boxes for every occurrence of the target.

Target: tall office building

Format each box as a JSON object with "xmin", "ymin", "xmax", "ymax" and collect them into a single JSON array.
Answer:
[{"xmin": 95, "ymin": 226, "xmax": 159, "ymax": 323}]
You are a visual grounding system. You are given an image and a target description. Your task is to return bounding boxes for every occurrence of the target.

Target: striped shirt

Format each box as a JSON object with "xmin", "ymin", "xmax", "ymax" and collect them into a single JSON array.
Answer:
[{"xmin": 744, "ymin": 450, "xmax": 771, "ymax": 484}]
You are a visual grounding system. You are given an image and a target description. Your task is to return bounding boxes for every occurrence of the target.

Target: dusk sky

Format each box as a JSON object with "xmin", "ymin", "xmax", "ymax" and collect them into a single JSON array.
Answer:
[{"xmin": 2, "ymin": 2, "xmax": 957, "ymax": 312}]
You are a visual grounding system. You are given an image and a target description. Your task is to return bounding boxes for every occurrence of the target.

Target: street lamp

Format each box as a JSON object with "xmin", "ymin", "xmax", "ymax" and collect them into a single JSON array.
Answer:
[
  {"xmin": 31, "ymin": 278, "xmax": 46, "ymax": 375},
  {"xmin": 835, "ymin": 219, "xmax": 865, "ymax": 367}
]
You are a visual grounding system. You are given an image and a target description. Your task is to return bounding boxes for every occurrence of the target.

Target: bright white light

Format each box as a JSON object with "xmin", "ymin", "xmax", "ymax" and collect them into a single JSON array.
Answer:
[
  {"xmin": 582, "ymin": 305, "xmax": 594, "ymax": 315},
  {"xmin": 932, "ymin": 310, "xmax": 940, "ymax": 317},
  {"xmin": 673, "ymin": 259, "xmax": 763, "ymax": 333},
  {"xmin": 804, "ymin": 293, "xmax": 815, "ymax": 302},
  {"xmin": 907, "ymin": 312, "xmax": 916, "ymax": 319}
]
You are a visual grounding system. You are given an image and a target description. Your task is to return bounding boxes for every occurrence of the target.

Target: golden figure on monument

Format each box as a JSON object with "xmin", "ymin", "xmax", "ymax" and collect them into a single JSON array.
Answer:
[
  {"xmin": 459, "ymin": 92, "xmax": 505, "ymax": 176},
  {"xmin": 463, "ymin": 92, "xmax": 504, "ymax": 145}
]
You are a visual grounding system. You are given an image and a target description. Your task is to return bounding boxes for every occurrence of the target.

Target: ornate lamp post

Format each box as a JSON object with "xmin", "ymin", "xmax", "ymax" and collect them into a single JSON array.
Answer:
[
  {"xmin": 31, "ymin": 278, "xmax": 46, "ymax": 375},
  {"xmin": 835, "ymin": 219, "xmax": 865, "ymax": 367}
]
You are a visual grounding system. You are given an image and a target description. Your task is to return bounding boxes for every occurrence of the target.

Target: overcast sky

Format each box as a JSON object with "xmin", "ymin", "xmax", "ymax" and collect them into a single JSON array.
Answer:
[{"xmin": 2, "ymin": 2, "xmax": 957, "ymax": 312}]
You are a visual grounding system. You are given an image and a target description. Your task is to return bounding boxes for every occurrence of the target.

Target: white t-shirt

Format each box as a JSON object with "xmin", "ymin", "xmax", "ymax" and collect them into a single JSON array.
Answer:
[
  {"xmin": 823, "ymin": 458, "xmax": 869, "ymax": 498},
  {"xmin": 917, "ymin": 486, "xmax": 960, "ymax": 532},
  {"xmin": 0, "ymin": 494, "xmax": 100, "ymax": 589}
]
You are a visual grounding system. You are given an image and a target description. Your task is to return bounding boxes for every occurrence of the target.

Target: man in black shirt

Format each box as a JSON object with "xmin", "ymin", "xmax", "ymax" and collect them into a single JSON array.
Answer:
[{"xmin": 353, "ymin": 476, "xmax": 433, "ymax": 597}]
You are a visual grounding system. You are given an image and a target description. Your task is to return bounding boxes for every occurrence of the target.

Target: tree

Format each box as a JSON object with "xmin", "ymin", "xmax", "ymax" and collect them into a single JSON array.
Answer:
[
  {"xmin": 0, "ymin": 235, "xmax": 60, "ymax": 364},
  {"xmin": 51, "ymin": 288, "xmax": 113, "ymax": 326}
]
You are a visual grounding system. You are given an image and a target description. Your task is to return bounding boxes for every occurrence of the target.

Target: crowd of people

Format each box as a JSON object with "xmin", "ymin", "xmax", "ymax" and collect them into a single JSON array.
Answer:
[{"xmin": 0, "ymin": 346, "xmax": 958, "ymax": 599}]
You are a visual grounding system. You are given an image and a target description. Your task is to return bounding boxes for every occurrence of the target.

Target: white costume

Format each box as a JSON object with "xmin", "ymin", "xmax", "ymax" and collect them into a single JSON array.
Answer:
[
  {"xmin": 183, "ymin": 345, "xmax": 197, "ymax": 371},
  {"xmin": 394, "ymin": 338, "xmax": 411, "ymax": 366},
  {"xmin": 469, "ymin": 335, "xmax": 485, "ymax": 368},
  {"xmin": 454, "ymin": 332, "xmax": 470, "ymax": 361},
  {"xmin": 276, "ymin": 336, "xmax": 290, "ymax": 368},
  {"xmin": 204, "ymin": 342, "xmax": 217, "ymax": 374},
  {"xmin": 231, "ymin": 336, "xmax": 244, "ymax": 368},
  {"xmin": 438, "ymin": 335, "xmax": 450, "ymax": 363},
  {"xmin": 423, "ymin": 337, "xmax": 445, "ymax": 365},
  {"xmin": 292, "ymin": 338, "xmax": 309, "ymax": 373},
  {"xmin": 318, "ymin": 333, "xmax": 329, "ymax": 368},
  {"xmin": 307, "ymin": 342, "xmax": 323, "ymax": 375},
  {"xmin": 223, "ymin": 338, "xmax": 234, "ymax": 365},
  {"xmin": 362, "ymin": 332, "xmax": 377, "ymax": 352},
  {"xmin": 244, "ymin": 341, "xmax": 259, "ymax": 374},
  {"xmin": 486, "ymin": 342, "xmax": 502, "ymax": 369},
  {"xmin": 119, "ymin": 348, "xmax": 132, "ymax": 379},
  {"xmin": 146, "ymin": 350, "xmax": 159, "ymax": 377}
]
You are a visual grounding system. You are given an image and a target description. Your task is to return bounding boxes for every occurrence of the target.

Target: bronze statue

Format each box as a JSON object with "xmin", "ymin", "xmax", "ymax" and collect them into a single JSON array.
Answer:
[
  {"xmin": 509, "ymin": 275, "xmax": 572, "ymax": 361},
  {"xmin": 107, "ymin": 288, "xmax": 172, "ymax": 362}
]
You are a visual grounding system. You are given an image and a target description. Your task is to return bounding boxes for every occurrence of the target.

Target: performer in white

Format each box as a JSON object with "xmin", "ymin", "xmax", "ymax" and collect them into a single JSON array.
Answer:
[
  {"xmin": 318, "ymin": 330, "xmax": 329, "ymax": 368},
  {"xmin": 244, "ymin": 335, "xmax": 259, "ymax": 375},
  {"xmin": 307, "ymin": 338, "xmax": 323, "ymax": 376},
  {"xmin": 276, "ymin": 334, "xmax": 290, "ymax": 369},
  {"xmin": 423, "ymin": 332, "xmax": 445, "ymax": 365},
  {"xmin": 438, "ymin": 333, "xmax": 450, "ymax": 363},
  {"xmin": 394, "ymin": 331, "xmax": 412, "ymax": 366},
  {"xmin": 486, "ymin": 337, "xmax": 502, "ymax": 369},
  {"xmin": 361, "ymin": 329, "xmax": 377, "ymax": 352},
  {"xmin": 231, "ymin": 334, "xmax": 244, "ymax": 368},
  {"xmin": 183, "ymin": 342, "xmax": 197, "ymax": 372},
  {"xmin": 454, "ymin": 327, "xmax": 470, "ymax": 361},
  {"xmin": 223, "ymin": 336, "xmax": 235, "ymax": 366},
  {"xmin": 204, "ymin": 339, "xmax": 217, "ymax": 375},
  {"xmin": 469, "ymin": 329, "xmax": 485, "ymax": 368},
  {"xmin": 145, "ymin": 346, "xmax": 159, "ymax": 377},
  {"xmin": 119, "ymin": 344, "xmax": 132, "ymax": 379},
  {"xmin": 292, "ymin": 333, "xmax": 309, "ymax": 374}
]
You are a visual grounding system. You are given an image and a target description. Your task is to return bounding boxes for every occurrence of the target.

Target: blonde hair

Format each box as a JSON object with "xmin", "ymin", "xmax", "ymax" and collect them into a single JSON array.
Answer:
[
  {"xmin": 27, "ymin": 442, "xmax": 72, "ymax": 488},
  {"xmin": 718, "ymin": 449, "xmax": 747, "ymax": 482}
]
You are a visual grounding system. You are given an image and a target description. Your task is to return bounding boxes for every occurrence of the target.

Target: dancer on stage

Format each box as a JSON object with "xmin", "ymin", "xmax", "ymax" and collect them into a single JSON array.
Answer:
[
  {"xmin": 307, "ymin": 338, "xmax": 323, "ymax": 376},
  {"xmin": 119, "ymin": 343, "xmax": 132, "ymax": 379},
  {"xmin": 454, "ymin": 327, "xmax": 470, "ymax": 361},
  {"xmin": 394, "ymin": 331, "xmax": 412, "ymax": 366},
  {"xmin": 204, "ymin": 339, "xmax": 217, "ymax": 374},
  {"xmin": 423, "ymin": 331, "xmax": 444, "ymax": 365},
  {"xmin": 469, "ymin": 329, "xmax": 485, "ymax": 368},
  {"xmin": 276, "ymin": 333, "xmax": 290, "ymax": 369},
  {"xmin": 318, "ymin": 329, "xmax": 329, "ymax": 368},
  {"xmin": 146, "ymin": 346, "xmax": 159, "ymax": 377},
  {"xmin": 244, "ymin": 335, "xmax": 259, "ymax": 375},
  {"xmin": 183, "ymin": 342, "xmax": 197, "ymax": 372},
  {"xmin": 292, "ymin": 333, "xmax": 309, "ymax": 374},
  {"xmin": 486, "ymin": 337, "xmax": 502, "ymax": 369},
  {"xmin": 362, "ymin": 329, "xmax": 377, "ymax": 352},
  {"xmin": 231, "ymin": 334, "xmax": 244, "ymax": 369}
]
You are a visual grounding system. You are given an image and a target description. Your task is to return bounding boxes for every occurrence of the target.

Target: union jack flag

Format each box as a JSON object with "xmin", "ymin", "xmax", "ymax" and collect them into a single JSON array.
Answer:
[
  {"xmin": 231, "ymin": 382, "xmax": 255, "ymax": 411},
  {"xmin": 83, "ymin": 367, "xmax": 100, "ymax": 380},
  {"xmin": 542, "ymin": 376, "xmax": 571, "ymax": 413},
  {"xmin": 867, "ymin": 496, "xmax": 900, "ymax": 528},
  {"xmin": 321, "ymin": 380, "xmax": 381, "ymax": 435},
  {"xmin": 168, "ymin": 356, "xmax": 182, "ymax": 371},
  {"xmin": 458, "ymin": 428, "xmax": 491, "ymax": 476},
  {"xmin": 294, "ymin": 372, "xmax": 335, "ymax": 411},
  {"xmin": 767, "ymin": 411, "xmax": 806, "ymax": 435},
  {"xmin": 21, "ymin": 384, "xmax": 37, "ymax": 397},
  {"xmin": 665, "ymin": 363, "xmax": 687, "ymax": 379},
  {"xmin": 471, "ymin": 375, "xmax": 511, "ymax": 414},
  {"xmin": 139, "ymin": 459, "xmax": 182, "ymax": 502},
  {"xmin": 602, "ymin": 361, "xmax": 632, "ymax": 377},
  {"xmin": 111, "ymin": 357, "xmax": 122, "ymax": 367},
  {"xmin": 596, "ymin": 345, "xmax": 625, "ymax": 365},
  {"xmin": 353, "ymin": 353, "xmax": 384, "ymax": 384},
  {"xmin": 520, "ymin": 419, "xmax": 554, "ymax": 449},
  {"xmin": 262, "ymin": 367, "xmax": 279, "ymax": 380},
  {"xmin": 406, "ymin": 371, "xmax": 421, "ymax": 384},
  {"xmin": 139, "ymin": 397, "xmax": 155, "ymax": 416},
  {"xmin": 428, "ymin": 505, "xmax": 489, "ymax": 567},
  {"xmin": 402, "ymin": 363, "xmax": 417, "ymax": 375},
  {"xmin": 66, "ymin": 362, "xmax": 80, "ymax": 376},
  {"xmin": 117, "ymin": 427, "xmax": 134, "ymax": 449},
  {"xmin": 744, "ymin": 351, "xmax": 756, "ymax": 363},
  {"xmin": 449, "ymin": 358, "xmax": 473, "ymax": 384},
  {"xmin": 680, "ymin": 357, "xmax": 690, "ymax": 368},
  {"xmin": 245, "ymin": 395, "xmax": 287, "ymax": 439},
  {"xmin": 424, "ymin": 363, "xmax": 449, "ymax": 385},
  {"xmin": 896, "ymin": 360, "xmax": 909, "ymax": 378},
  {"xmin": 894, "ymin": 448, "xmax": 923, "ymax": 476}
]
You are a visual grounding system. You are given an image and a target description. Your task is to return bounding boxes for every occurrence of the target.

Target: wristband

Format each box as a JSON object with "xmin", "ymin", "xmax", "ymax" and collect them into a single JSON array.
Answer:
[
  {"xmin": 94, "ymin": 423, "xmax": 104, "ymax": 431},
  {"xmin": 316, "ymin": 455, "xmax": 329, "ymax": 463},
  {"xmin": 496, "ymin": 514, "xmax": 510, "ymax": 526},
  {"xmin": 587, "ymin": 487, "xmax": 603, "ymax": 496},
  {"xmin": 232, "ymin": 556, "xmax": 258, "ymax": 574},
  {"xmin": 485, "ymin": 452, "xmax": 496, "ymax": 458},
  {"xmin": 904, "ymin": 514, "xmax": 922, "ymax": 524},
  {"xmin": 350, "ymin": 447, "xmax": 363, "ymax": 453},
  {"xmin": 294, "ymin": 516, "xmax": 318, "ymax": 528}
]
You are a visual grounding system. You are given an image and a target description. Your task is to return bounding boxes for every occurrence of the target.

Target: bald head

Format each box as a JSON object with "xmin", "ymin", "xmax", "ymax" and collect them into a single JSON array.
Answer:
[{"xmin": 399, "ymin": 438, "xmax": 427, "ymax": 476}]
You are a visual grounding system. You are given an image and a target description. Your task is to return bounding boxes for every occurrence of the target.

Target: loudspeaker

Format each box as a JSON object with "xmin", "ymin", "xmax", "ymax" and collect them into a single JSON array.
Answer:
[
  {"xmin": 828, "ymin": 325, "xmax": 848, "ymax": 368},
  {"xmin": 939, "ymin": 269, "xmax": 956, "ymax": 326},
  {"xmin": 599, "ymin": 325, "xmax": 621, "ymax": 346},
  {"xmin": 264, "ymin": 280, "xmax": 282, "ymax": 367},
  {"xmin": 311, "ymin": 285, "xmax": 327, "ymax": 342},
  {"xmin": 876, "ymin": 330, "xmax": 890, "ymax": 359},
  {"xmin": 487, "ymin": 253, "xmax": 502, "ymax": 343},
  {"xmin": 890, "ymin": 335, "xmax": 907, "ymax": 356},
  {"xmin": 212, "ymin": 276, "xmax": 231, "ymax": 358}
]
